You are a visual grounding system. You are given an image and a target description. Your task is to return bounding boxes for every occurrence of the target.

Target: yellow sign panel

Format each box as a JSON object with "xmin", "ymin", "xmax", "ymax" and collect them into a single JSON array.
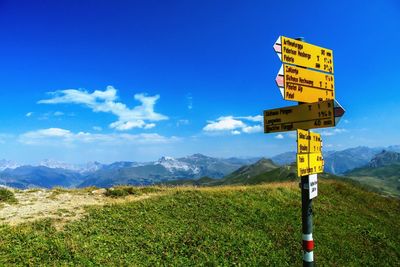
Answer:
[
  {"xmin": 297, "ymin": 129, "xmax": 322, "ymax": 154},
  {"xmin": 264, "ymin": 100, "xmax": 335, "ymax": 133},
  {"xmin": 297, "ymin": 153, "xmax": 324, "ymax": 176},
  {"xmin": 278, "ymin": 64, "xmax": 335, "ymax": 103},
  {"xmin": 279, "ymin": 36, "xmax": 334, "ymax": 73}
]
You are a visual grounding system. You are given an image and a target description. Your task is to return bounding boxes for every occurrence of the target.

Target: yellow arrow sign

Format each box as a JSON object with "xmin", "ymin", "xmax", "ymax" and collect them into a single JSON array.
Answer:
[
  {"xmin": 264, "ymin": 100, "xmax": 345, "ymax": 133},
  {"xmin": 297, "ymin": 153, "xmax": 324, "ymax": 176},
  {"xmin": 276, "ymin": 64, "xmax": 335, "ymax": 103},
  {"xmin": 297, "ymin": 129, "xmax": 322, "ymax": 154},
  {"xmin": 273, "ymin": 36, "xmax": 334, "ymax": 73}
]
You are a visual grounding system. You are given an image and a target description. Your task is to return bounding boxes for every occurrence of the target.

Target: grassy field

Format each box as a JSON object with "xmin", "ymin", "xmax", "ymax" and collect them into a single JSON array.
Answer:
[
  {"xmin": 345, "ymin": 163, "xmax": 400, "ymax": 197},
  {"xmin": 0, "ymin": 180, "xmax": 399, "ymax": 266}
]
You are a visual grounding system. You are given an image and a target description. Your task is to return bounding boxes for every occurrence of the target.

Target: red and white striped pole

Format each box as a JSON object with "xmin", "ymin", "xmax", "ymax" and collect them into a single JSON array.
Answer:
[
  {"xmin": 301, "ymin": 175, "xmax": 314, "ymax": 267},
  {"xmin": 303, "ymin": 233, "xmax": 314, "ymax": 264}
]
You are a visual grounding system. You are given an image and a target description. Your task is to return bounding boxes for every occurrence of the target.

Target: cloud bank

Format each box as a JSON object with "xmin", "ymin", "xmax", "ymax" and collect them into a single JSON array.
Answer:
[
  {"xmin": 38, "ymin": 86, "xmax": 168, "ymax": 131},
  {"xmin": 18, "ymin": 128, "xmax": 179, "ymax": 146},
  {"xmin": 203, "ymin": 115, "xmax": 263, "ymax": 135}
]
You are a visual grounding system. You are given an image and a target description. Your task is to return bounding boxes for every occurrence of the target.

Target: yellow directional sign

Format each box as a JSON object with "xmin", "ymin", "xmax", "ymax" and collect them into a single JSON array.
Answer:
[
  {"xmin": 274, "ymin": 36, "xmax": 334, "ymax": 73},
  {"xmin": 297, "ymin": 129, "xmax": 322, "ymax": 154},
  {"xmin": 264, "ymin": 100, "xmax": 342, "ymax": 133},
  {"xmin": 297, "ymin": 153, "xmax": 324, "ymax": 176},
  {"xmin": 276, "ymin": 64, "xmax": 335, "ymax": 103}
]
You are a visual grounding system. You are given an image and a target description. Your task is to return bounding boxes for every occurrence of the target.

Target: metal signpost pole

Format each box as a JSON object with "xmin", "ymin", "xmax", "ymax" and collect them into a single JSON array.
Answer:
[
  {"xmin": 301, "ymin": 173, "xmax": 314, "ymax": 266},
  {"xmin": 296, "ymin": 37, "xmax": 315, "ymax": 267}
]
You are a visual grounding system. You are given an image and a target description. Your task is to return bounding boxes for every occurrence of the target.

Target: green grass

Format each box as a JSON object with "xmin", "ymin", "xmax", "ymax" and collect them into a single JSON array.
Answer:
[
  {"xmin": 0, "ymin": 180, "xmax": 399, "ymax": 266},
  {"xmin": 0, "ymin": 188, "xmax": 18, "ymax": 204},
  {"xmin": 345, "ymin": 163, "xmax": 400, "ymax": 197},
  {"xmin": 105, "ymin": 186, "xmax": 164, "ymax": 198}
]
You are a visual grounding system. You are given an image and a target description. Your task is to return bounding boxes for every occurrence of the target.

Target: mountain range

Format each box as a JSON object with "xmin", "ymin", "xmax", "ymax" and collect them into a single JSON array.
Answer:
[
  {"xmin": 164, "ymin": 150, "xmax": 400, "ymax": 197},
  {"xmin": 0, "ymin": 146, "xmax": 399, "ymax": 192},
  {"xmin": 271, "ymin": 146, "xmax": 386, "ymax": 174},
  {"xmin": 0, "ymin": 154, "xmax": 260, "ymax": 189}
]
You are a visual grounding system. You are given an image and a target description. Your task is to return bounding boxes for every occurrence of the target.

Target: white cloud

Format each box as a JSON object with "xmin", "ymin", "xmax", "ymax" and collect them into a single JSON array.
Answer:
[
  {"xmin": 318, "ymin": 128, "xmax": 348, "ymax": 137},
  {"xmin": 18, "ymin": 128, "xmax": 179, "ymax": 146},
  {"xmin": 242, "ymin": 125, "xmax": 263, "ymax": 134},
  {"xmin": 204, "ymin": 116, "xmax": 246, "ymax": 132},
  {"xmin": 38, "ymin": 86, "xmax": 168, "ymax": 131},
  {"xmin": 143, "ymin": 123, "xmax": 156, "ymax": 129},
  {"xmin": 203, "ymin": 115, "xmax": 263, "ymax": 135},
  {"xmin": 53, "ymin": 111, "xmax": 64, "ymax": 116},
  {"xmin": 236, "ymin": 115, "xmax": 263, "ymax": 122},
  {"xmin": 176, "ymin": 119, "xmax": 190, "ymax": 127},
  {"xmin": 26, "ymin": 112, "xmax": 33, "ymax": 117},
  {"xmin": 287, "ymin": 132, "xmax": 297, "ymax": 139},
  {"xmin": 92, "ymin": 126, "xmax": 103, "ymax": 131},
  {"xmin": 37, "ymin": 111, "xmax": 69, "ymax": 120},
  {"xmin": 18, "ymin": 128, "xmax": 73, "ymax": 145},
  {"xmin": 186, "ymin": 94, "xmax": 193, "ymax": 110},
  {"xmin": 275, "ymin": 134, "xmax": 284, "ymax": 139}
]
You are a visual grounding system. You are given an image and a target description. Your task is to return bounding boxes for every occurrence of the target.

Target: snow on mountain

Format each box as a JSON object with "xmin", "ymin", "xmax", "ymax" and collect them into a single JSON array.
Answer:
[
  {"xmin": 39, "ymin": 159, "xmax": 81, "ymax": 171},
  {"xmin": 81, "ymin": 161, "xmax": 104, "ymax": 173},
  {"xmin": 104, "ymin": 161, "xmax": 144, "ymax": 170},
  {"xmin": 0, "ymin": 159, "xmax": 21, "ymax": 171},
  {"xmin": 39, "ymin": 159, "xmax": 104, "ymax": 173},
  {"xmin": 155, "ymin": 156, "xmax": 200, "ymax": 174}
]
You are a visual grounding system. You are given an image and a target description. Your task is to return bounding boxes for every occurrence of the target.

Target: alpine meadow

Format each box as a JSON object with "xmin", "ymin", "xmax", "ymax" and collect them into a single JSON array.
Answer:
[{"xmin": 1, "ymin": 1, "xmax": 400, "ymax": 266}]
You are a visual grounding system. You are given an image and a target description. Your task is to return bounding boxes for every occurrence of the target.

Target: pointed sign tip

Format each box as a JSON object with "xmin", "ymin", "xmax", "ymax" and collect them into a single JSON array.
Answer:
[
  {"xmin": 275, "ymin": 74, "xmax": 284, "ymax": 88},
  {"xmin": 333, "ymin": 100, "xmax": 346, "ymax": 126},
  {"xmin": 273, "ymin": 36, "xmax": 282, "ymax": 58},
  {"xmin": 279, "ymin": 88, "xmax": 284, "ymax": 98}
]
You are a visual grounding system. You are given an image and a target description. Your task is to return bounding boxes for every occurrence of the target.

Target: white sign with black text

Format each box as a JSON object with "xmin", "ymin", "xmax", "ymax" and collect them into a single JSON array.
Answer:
[{"xmin": 309, "ymin": 174, "xmax": 318, "ymax": 199}]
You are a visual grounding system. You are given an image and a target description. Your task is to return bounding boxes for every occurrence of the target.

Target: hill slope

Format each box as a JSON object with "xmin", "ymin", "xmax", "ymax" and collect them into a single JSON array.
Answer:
[
  {"xmin": 345, "ymin": 152, "xmax": 400, "ymax": 197},
  {"xmin": 209, "ymin": 161, "xmax": 296, "ymax": 186},
  {"xmin": 0, "ymin": 166, "xmax": 83, "ymax": 189},
  {"xmin": 223, "ymin": 158, "xmax": 278, "ymax": 179},
  {"xmin": 368, "ymin": 150, "xmax": 400, "ymax": 168},
  {"xmin": 79, "ymin": 154, "xmax": 257, "ymax": 188},
  {"xmin": 271, "ymin": 147, "xmax": 384, "ymax": 174},
  {"xmin": 163, "ymin": 160, "xmax": 340, "ymax": 187},
  {"xmin": 0, "ymin": 180, "xmax": 398, "ymax": 266}
]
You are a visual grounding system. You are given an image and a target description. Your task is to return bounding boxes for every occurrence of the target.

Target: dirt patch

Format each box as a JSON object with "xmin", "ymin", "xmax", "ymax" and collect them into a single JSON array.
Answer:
[{"xmin": 0, "ymin": 189, "xmax": 163, "ymax": 229}]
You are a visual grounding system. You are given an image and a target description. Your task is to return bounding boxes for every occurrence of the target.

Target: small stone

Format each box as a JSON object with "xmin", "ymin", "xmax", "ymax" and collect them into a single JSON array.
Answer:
[{"xmin": 91, "ymin": 189, "xmax": 107, "ymax": 195}]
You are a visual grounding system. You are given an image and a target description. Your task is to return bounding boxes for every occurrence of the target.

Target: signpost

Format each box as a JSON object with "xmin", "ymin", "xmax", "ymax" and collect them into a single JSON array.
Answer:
[
  {"xmin": 273, "ymin": 36, "xmax": 334, "ymax": 73},
  {"xmin": 297, "ymin": 129, "xmax": 322, "ymax": 154},
  {"xmin": 276, "ymin": 64, "xmax": 335, "ymax": 103},
  {"xmin": 297, "ymin": 153, "xmax": 324, "ymax": 176},
  {"xmin": 264, "ymin": 100, "xmax": 345, "ymax": 133},
  {"xmin": 265, "ymin": 36, "xmax": 345, "ymax": 266},
  {"xmin": 309, "ymin": 174, "xmax": 318, "ymax": 199},
  {"xmin": 297, "ymin": 129, "xmax": 324, "ymax": 175}
]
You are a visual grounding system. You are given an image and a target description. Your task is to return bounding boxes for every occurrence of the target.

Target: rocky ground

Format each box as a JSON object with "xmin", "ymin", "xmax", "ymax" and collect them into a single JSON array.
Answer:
[{"xmin": 0, "ymin": 188, "xmax": 157, "ymax": 229}]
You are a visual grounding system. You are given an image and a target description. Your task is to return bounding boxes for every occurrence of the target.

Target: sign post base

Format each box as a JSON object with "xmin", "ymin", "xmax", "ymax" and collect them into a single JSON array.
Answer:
[{"xmin": 301, "ymin": 175, "xmax": 315, "ymax": 267}]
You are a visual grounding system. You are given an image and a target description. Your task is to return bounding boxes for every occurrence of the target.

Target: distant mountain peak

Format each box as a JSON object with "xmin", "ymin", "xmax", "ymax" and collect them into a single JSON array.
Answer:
[
  {"xmin": 225, "ymin": 157, "xmax": 278, "ymax": 180},
  {"xmin": 156, "ymin": 156, "xmax": 200, "ymax": 174},
  {"xmin": 190, "ymin": 153, "xmax": 209, "ymax": 158},
  {"xmin": 39, "ymin": 159, "xmax": 78, "ymax": 170},
  {"xmin": 83, "ymin": 161, "xmax": 104, "ymax": 173},
  {"xmin": 369, "ymin": 150, "xmax": 400, "ymax": 168},
  {"xmin": 37, "ymin": 159, "xmax": 104, "ymax": 173},
  {"xmin": 159, "ymin": 156, "xmax": 175, "ymax": 161},
  {"xmin": 256, "ymin": 158, "xmax": 276, "ymax": 165},
  {"xmin": 0, "ymin": 159, "xmax": 20, "ymax": 171}
]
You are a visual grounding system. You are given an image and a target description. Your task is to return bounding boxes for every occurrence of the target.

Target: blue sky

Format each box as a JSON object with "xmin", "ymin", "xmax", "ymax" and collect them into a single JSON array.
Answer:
[{"xmin": 0, "ymin": 0, "xmax": 399, "ymax": 164}]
